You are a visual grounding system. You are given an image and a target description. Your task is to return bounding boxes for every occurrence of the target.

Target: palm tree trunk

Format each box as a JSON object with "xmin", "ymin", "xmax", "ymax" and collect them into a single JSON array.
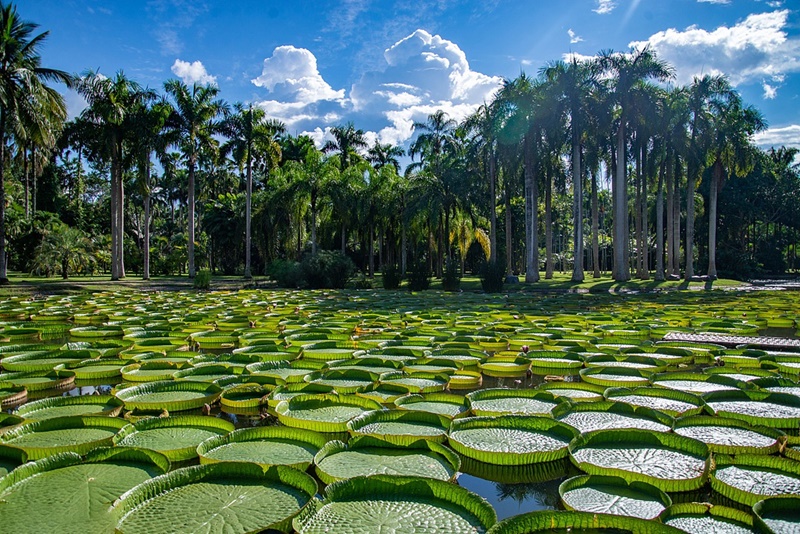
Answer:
[
  {"xmin": 640, "ymin": 146, "xmax": 649, "ymax": 280},
  {"xmin": 545, "ymin": 168, "xmax": 553, "ymax": 279},
  {"xmin": 634, "ymin": 145, "xmax": 643, "ymax": 278},
  {"xmin": 592, "ymin": 167, "xmax": 600, "ymax": 278},
  {"xmin": 369, "ymin": 224, "xmax": 375, "ymax": 277},
  {"xmin": 489, "ymin": 152, "xmax": 498, "ymax": 264},
  {"xmin": 188, "ymin": 161, "xmax": 196, "ymax": 278},
  {"xmin": 685, "ymin": 163, "xmax": 696, "ymax": 280},
  {"xmin": 23, "ymin": 144, "xmax": 29, "ymax": 217},
  {"xmin": 311, "ymin": 195, "xmax": 318, "ymax": 255},
  {"xmin": 117, "ymin": 148, "xmax": 125, "ymax": 278},
  {"xmin": 672, "ymin": 153, "xmax": 682, "ymax": 276},
  {"xmin": 571, "ymin": 134, "xmax": 584, "ymax": 282},
  {"xmin": 524, "ymin": 133, "xmax": 539, "ymax": 282},
  {"xmin": 143, "ymin": 158, "xmax": 151, "ymax": 281},
  {"xmin": 655, "ymin": 159, "xmax": 665, "ymax": 281},
  {"xmin": 665, "ymin": 150, "xmax": 674, "ymax": 277},
  {"xmin": 612, "ymin": 119, "xmax": 629, "ymax": 281},
  {"xmin": 110, "ymin": 136, "xmax": 120, "ymax": 280},
  {"xmin": 244, "ymin": 155, "xmax": 253, "ymax": 278},
  {"xmin": 708, "ymin": 159, "xmax": 722, "ymax": 279},
  {"xmin": 505, "ymin": 178, "xmax": 512, "ymax": 276},
  {"xmin": 0, "ymin": 109, "xmax": 8, "ymax": 283}
]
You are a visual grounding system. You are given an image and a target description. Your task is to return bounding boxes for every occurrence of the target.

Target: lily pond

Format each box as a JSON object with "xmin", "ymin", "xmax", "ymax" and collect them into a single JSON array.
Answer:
[{"xmin": 1, "ymin": 288, "xmax": 800, "ymax": 533}]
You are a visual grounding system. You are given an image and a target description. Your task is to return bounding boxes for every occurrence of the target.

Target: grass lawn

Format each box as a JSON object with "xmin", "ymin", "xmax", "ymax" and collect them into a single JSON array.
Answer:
[{"xmin": 0, "ymin": 270, "xmax": 747, "ymax": 297}]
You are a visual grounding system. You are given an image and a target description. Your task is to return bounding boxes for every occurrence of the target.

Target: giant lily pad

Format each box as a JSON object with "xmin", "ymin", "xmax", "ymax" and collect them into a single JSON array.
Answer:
[
  {"xmin": 115, "ymin": 380, "xmax": 222, "ymax": 412},
  {"xmin": 293, "ymin": 475, "xmax": 496, "ymax": 534},
  {"xmin": 275, "ymin": 394, "xmax": 383, "ymax": 433},
  {"xmin": 559, "ymin": 474, "xmax": 671, "ymax": 519},
  {"xmin": 753, "ymin": 497, "xmax": 800, "ymax": 534},
  {"xmin": 659, "ymin": 503, "xmax": 755, "ymax": 534},
  {"xmin": 393, "ymin": 392, "xmax": 469, "ymax": 418},
  {"xmin": 197, "ymin": 426, "xmax": 327, "ymax": 469},
  {"xmin": 703, "ymin": 390, "xmax": 800, "ymax": 429},
  {"xmin": 485, "ymin": 510, "xmax": 684, "ymax": 533},
  {"xmin": 568, "ymin": 429, "xmax": 710, "ymax": 492},
  {"xmin": 347, "ymin": 409, "xmax": 449, "ymax": 445},
  {"xmin": 467, "ymin": 388, "xmax": 562, "ymax": 417},
  {"xmin": 605, "ymin": 386, "xmax": 704, "ymax": 417},
  {"xmin": 0, "ymin": 448, "xmax": 168, "ymax": 534},
  {"xmin": 313, "ymin": 436, "xmax": 460, "ymax": 484},
  {"xmin": 14, "ymin": 394, "xmax": 124, "ymax": 420},
  {"xmin": 113, "ymin": 415, "xmax": 234, "ymax": 462},
  {"xmin": 448, "ymin": 415, "xmax": 577, "ymax": 465},
  {"xmin": 553, "ymin": 401, "xmax": 673, "ymax": 434},
  {"xmin": 114, "ymin": 463, "xmax": 317, "ymax": 534},
  {"xmin": 672, "ymin": 415, "xmax": 784, "ymax": 455},
  {"xmin": 0, "ymin": 415, "xmax": 128, "ymax": 459},
  {"xmin": 711, "ymin": 454, "xmax": 800, "ymax": 506}
]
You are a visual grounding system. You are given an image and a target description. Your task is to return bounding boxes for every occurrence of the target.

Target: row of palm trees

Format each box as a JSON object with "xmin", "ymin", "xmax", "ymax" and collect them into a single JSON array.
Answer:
[{"xmin": 1, "ymin": 1, "xmax": 786, "ymax": 284}]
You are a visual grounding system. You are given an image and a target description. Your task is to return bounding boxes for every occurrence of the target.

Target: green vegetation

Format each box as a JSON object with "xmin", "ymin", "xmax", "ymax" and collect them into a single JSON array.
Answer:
[{"xmin": 1, "ymin": 3, "xmax": 798, "ymax": 289}]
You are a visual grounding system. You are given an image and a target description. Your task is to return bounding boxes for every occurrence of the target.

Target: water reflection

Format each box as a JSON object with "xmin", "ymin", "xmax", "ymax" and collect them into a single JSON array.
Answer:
[{"xmin": 458, "ymin": 473, "xmax": 564, "ymax": 520}]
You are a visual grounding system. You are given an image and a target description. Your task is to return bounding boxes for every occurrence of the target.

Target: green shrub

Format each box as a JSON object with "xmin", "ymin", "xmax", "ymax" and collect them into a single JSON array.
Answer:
[
  {"xmin": 407, "ymin": 261, "xmax": 431, "ymax": 291},
  {"xmin": 442, "ymin": 259, "xmax": 461, "ymax": 292},
  {"xmin": 301, "ymin": 250, "xmax": 356, "ymax": 289},
  {"xmin": 351, "ymin": 273, "xmax": 374, "ymax": 289},
  {"xmin": 382, "ymin": 264, "xmax": 403, "ymax": 290},
  {"xmin": 267, "ymin": 259, "xmax": 303, "ymax": 288},
  {"xmin": 480, "ymin": 259, "xmax": 505, "ymax": 293},
  {"xmin": 193, "ymin": 269, "xmax": 212, "ymax": 290}
]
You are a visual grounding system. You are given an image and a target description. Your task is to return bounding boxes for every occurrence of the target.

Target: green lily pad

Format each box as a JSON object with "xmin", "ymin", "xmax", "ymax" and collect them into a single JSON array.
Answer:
[
  {"xmin": 659, "ymin": 503, "xmax": 755, "ymax": 534},
  {"xmin": 197, "ymin": 426, "xmax": 327, "ymax": 469},
  {"xmin": 0, "ymin": 415, "xmax": 128, "ymax": 459},
  {"xmin": 115, "ymin": 380, "xmax": 222, "ymax": 412},
  {"xmin": 14, "ymin": 394, "xmax": 124, "ymax": 420},
  {"xmin": 711, "ymin": 454, "xmax": 800, "ymax": 506},
  {"xmin": 559, "ymin": 474, "xmax": 671, "ymax": 519},
  {"xmin": 113, "ymin": 415, "xmax": 235, "ymax": 462}
]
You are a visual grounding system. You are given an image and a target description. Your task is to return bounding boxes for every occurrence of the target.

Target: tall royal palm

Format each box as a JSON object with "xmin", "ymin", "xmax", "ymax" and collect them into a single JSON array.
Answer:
[
  {"xmin": 78, "ymin": 71, "xmax": 150, "ymax": 280},
  {"xmin": 599, "ymin": 46, "xmax": 673, "ymax": 281},
  {"xmin": 323, "ymin": 122, "xmax": 368, "ymax": 173},
  {"xmin": 164, "ymin": 79, "xmax": 226, "ymax": 278},
  {"xmin": 221, "ymin": 103, "xmax": 284, "ymax": 278},
  {"xmin": 0, "ymin": 3, "xmax": 71, "ymax": 283},
  {"xmin": 542, "ymin": 57, "xmax": 598, "ymax": 282},
  {"xmin": 705, "ymin": 90, "xmax": 765, "ymax": 279}
]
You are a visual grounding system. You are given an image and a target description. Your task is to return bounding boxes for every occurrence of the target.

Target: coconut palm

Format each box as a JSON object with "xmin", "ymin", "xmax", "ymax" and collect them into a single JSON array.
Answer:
[
  {"xmin": 220, "ymin": 103, "xmax": 284, "ymax": 277},
  {"xmin": 323, "ymin": 122, "xmax": 368, "ymax": 172},
  {"xmin": 77, "ymin": 71, "xmax": 152, "ymax": 280},
  {"xmin": 164, "ymin": 79, "xmax": 227, "ymax": 278},
  {"xmin": 0, "ymin": 3, "xmax": 71, "ymax": 283},
  {"xmin": 367, "ymin": 141, "xmax": 405, "ymax": 173},
  {"xmin": 598, "ymin": 46, "xmax": 674, "ymax": 281}
]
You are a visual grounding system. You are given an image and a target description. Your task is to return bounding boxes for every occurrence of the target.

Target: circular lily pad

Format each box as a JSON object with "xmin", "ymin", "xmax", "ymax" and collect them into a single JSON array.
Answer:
[
  {"xmin": 568, "ymin": 429, "xmax": 710, "ymax": 492},
  {"xmin": 14, "ymin": 394, "xmax": 124, "ymax": 420},
  {"xmin": 672, "ymin": 415, "xmax": 784, "ymax": 455},
  {"xmin": 114, "ymin": 463, "xmax": 317, "ymax": 534},
  {"xmin": 313, "ymin": 436, "xmax": 460, "ymax": 484},
  {"xmin": 197, "ymin": 426, "xmax": 327, "ymax": 469},
  {"xmin": 448, "ymin": 415, "xmax": 578, "ymax": 465},
  {"xmin": 0, "ymin": 415, "xmax": 129, "ymax": 459},
  {"xmin": 293, "ymin": 475, "xmax": 496, "ymax": 534},
  {"xmin": 604, "ymin": 386, "xmax": 704, "ymax": 417},
  {"xmin": 753, "ymin": 497, "xmax": 800, "ymax": 534},
  {"xmin": 113, "ymin": 415, "xmax": 235, "ymax": 462},
  {"xmin": 711, "ymin": 454, "xmax": 800, "ymax": 506},
  {"xmin": 467, "ymin": 388, "xmax": 562, "ymax": 417},
  {"xmin": 659, "ymin": 503, "xmax": 755, "ymax": 534},
  {"xmin": 0, "ymin": 448, "xmax": 169, "ymax": 534},
  {"xmin": 393, "ymin": 393, "xmax": 469, "ymax": 418},
  {"xmin": 275, "ymin": 394, "xmax": 383, "ymax": 433},
  {"xmin": 553, "ymin": 401, "xmax": 673, "ymax": 435},
  {"xmin": 486, "ymin": 509, "xmax": 684, "ymax": 533},
  {"xmin": 703, "ymin": 390, "xmax": 800, "ymax": 429},
  {"xmin": 559, "ymin": 474, "xmax": 671, "ymax": 519},
  {"xmin": 347, "ymin": 409, "xmax": 449, "ymax": 445},
  {"xmin": 115, "ymin": 380, "xmax": 222, "ymax": 412}
]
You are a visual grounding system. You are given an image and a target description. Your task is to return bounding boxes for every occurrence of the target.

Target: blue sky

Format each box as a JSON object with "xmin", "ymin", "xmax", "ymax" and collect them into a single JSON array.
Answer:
[{"xmin": 22, "ymin": 0, "xmax": 800, "ymax": 153}]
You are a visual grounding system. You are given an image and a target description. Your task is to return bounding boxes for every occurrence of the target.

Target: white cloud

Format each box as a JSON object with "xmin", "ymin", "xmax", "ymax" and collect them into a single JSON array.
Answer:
[
  {"xmin": 629, "ymin": 10, "xmax": 800, "ymax": 86},
  {"xmin": 754, "ymin": 124, "xmax": 800, "ymax": 151},
  {"xmin": 593, "ymin": 0, "xmax": 616, "ymax": 15},
  {"xmin": 698, "ymin": 0, "xmax": 731, "ymax": 4},
  {"xmin": 171, "ymin": 59, "xmax": 217, "ymax": 86},
  {"xmin": 568, "ymin": 29, "xmax": 583, "ymax": 44},
  {"xmin": 762, "ymin": 81, "xmax": 778, "ymax": 99},
  {"xmin": 252, "ymin": 45, "xmax": 345, "ymax": 103},
  {"xmin": 64, "ymin": 89, "xmax": 88, "ymax": 120}
]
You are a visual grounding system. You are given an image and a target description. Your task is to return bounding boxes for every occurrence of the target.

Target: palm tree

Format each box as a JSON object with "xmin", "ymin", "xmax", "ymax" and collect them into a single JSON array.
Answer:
[
  {"xmin": 164, "ymin": 79, "xmax": 226, "ymax": 278},
  {"xmin": 77, "ymin": 71, "xmax": 151, "ymax": 280},
  {"xmin": 542, "ymin": 57, "xmax": 599, "ymax": 282},
  {"xmin": 449, "ymin": 208, "xmax": 490, "ymax": 275},
  {"xmin": 0, "ymin": 3, "xmax": 71, "ymax": 283},
  {"xmin": 598, "ymin": 46, "xmax": 674, "ymax": 281},
  {"xmin": 32, "ymin": 224, "xmax": 96, "ymax": 279},
  {"xmin": 367, "ymin": 141, "xmax": 405, "ymax": 173},
  {"xmin": 705, "ymin": 92, "xmax": 766, "ymax": 279},
  {"xmin": 220, "ymin": 103, "xmax": 284, "ymax": 278},
  {"xmin": 323, "ymin": 122, "xmax": 368, "ymax": 172}
]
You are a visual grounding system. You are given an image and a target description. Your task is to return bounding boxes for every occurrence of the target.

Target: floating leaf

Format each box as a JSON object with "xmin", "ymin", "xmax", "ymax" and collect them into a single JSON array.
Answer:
[
  {"xmin": 559, "ymin": 474, "xmax": 671, "ymax": 519},
  {"xmin": 113, "ymin": 415, "xmax": 234, "ymax": 462},
  {"xmin": 197, "ymin": 426, "xmax": 327, "ymax": 470}
]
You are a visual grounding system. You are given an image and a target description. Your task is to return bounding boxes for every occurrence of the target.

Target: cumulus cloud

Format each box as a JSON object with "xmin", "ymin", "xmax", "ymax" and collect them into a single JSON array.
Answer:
[
  {"xmin": 754, "ymin": 124, "xmax": 800, "ymax": 152},
  {"xmin": 698, "ymin": 0, "xmax": 731, "ymax": 4},
  {"xmin": 762, "ymin": 81, "xmax": 778, "ymax": 99},
  {"xmin": 629, "ymin": 10, "xmax": 800, "ymax": 89},
  {"xmin": 593, "ymin": 0, "xmax": 616, "ymax": 14},
  {"xmin": 171, "ymin": 59, "xmax": 217, "ymax": 86},
  {"xmin": 568, "ymin": 29, "xmax": 583, "ymax": 44}
]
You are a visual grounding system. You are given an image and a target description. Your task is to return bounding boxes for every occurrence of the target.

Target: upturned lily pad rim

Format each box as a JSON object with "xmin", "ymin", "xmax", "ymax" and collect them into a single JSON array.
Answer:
[
  {"xmin": 568, "ymin": 428, "xmax": 710, "ymax": 492},
  {"xmin": 703, "ymin": 389, "xmax": 800, "ymax": 428},
  {"xmin": 558, "ymin": 474, "xmax": 672, "ymax": 519},
  {"xmin": 112, "ymin": 414, "xmax": 235, "ymax": 461},
  {"xmin": 672, "ymin": 414, "xmax": 784, "ymax": 455},
  {"xmin": 711, "ymin": 453, "xmax": 800, "ymax": 506},
  {"xmin": 294, "ymin": 474, "xmax": 497, "ymax": 533},
  {"xmin": 604, "ymin": 386, "xmax": 705, "ymax": 416},
  {"xmin": 393, "ymin": 392, "xmax": 469, "ymax": 417},
  {"xmin": 275, "ymin": 393, "xmax": 383, "ymax": 433},
  {"xmin": 552, "ymin": 400, "xmax": 675, "ymax": 429},
  {"xmin": 753, "ymin": 496, "xmax": 800, "ymax": 534},
  {"xmin": 448, "ymin": 414, "xmax": 578, "ymax": 465},
  {"xmin": 579, "ymin": 366, "xmax": 655, "ymax": 387},
  {"xmin": 14, "ymin": 394, "xmax": 124, "ymax": 420},
  {"xmin": 114, "ymin": 462, "xmax": 317, "ymax": 534},
  {"xmin": 485, "ymin": 509, "xmax": 685, "ymax": 533},
  {"xmin": 313, "ymin": 436, "xmax": 461, "ymax": 484},
  {"xmin": 197, "ymin": 425, "xmax": 328, "ymax": 469},
  {"xmin": 114, "ymin": 380, "xmax": 222, "ymax": 412},
  {"xmin": 658, "ymin": 502, "xmax": 754, "ymax": 531},
  {"xmin": 347, "ymin": 409, "xmax": 450, "ymax": 444},
  {"xmin": 0, "ymin": 414, "xmax": 129, "ymax": 459}
]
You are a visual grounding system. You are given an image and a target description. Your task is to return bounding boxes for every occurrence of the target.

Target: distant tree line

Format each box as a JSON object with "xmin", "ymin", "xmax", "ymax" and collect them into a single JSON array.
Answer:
[{"xmin": 2, "ymin": 2, "xmax": 799, "ymax": 284}]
